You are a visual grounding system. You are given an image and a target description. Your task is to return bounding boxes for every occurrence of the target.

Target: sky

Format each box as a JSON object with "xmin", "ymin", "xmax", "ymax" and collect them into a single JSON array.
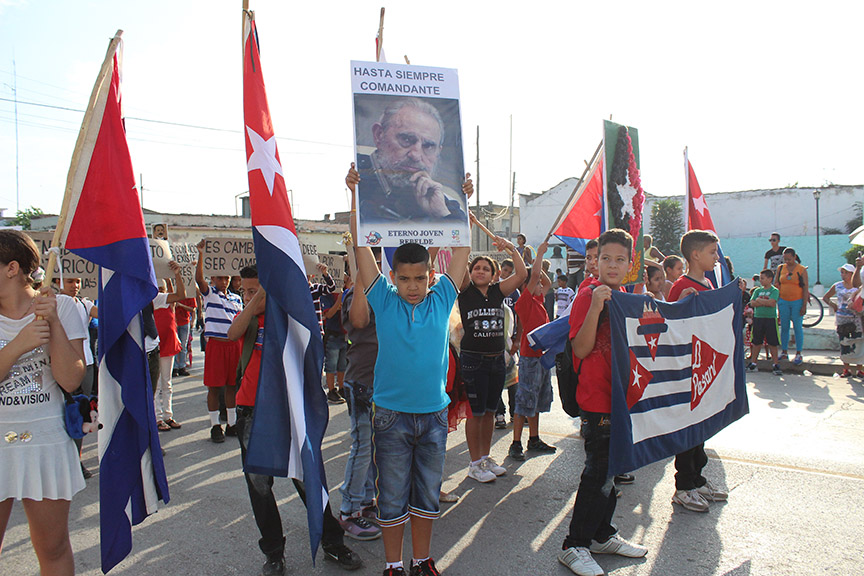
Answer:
[{"xmin": 1, "ymin": 1, "xmax": 862, "ymax": 223}]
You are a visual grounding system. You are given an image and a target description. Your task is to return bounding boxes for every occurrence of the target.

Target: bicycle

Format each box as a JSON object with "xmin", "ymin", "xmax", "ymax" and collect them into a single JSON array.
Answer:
[{"xmin": 802, "ymin": 293, "xmax": 824, "ymax": 328}]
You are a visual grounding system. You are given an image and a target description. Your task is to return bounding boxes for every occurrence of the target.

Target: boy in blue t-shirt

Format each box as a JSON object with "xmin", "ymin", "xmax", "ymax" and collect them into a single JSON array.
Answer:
[{"xmin": 347, "ymin": 164, "xmax": 472, "ymax": 576}]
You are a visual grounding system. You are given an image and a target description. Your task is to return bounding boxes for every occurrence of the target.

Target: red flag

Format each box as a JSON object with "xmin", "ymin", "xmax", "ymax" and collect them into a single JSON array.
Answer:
[
  {"xmin": 684, "ymin": 151, "xmax": 717, "ymax": 233},
  {"xmin": 553, "ymin": 156, "xmax": 604, "ymax": 254}
]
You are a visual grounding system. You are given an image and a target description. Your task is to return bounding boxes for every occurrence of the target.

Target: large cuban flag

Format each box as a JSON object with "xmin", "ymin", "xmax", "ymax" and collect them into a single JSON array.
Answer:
[
  {"xmin": 241, "ymin": 11, "xmax": 330, "ymax": 560},
  {"xmin": 684, "ymin": 149, "xmax": 732, "ymax": 287},
  {"xmin": 607, "ymin": 281, "xmax": 749, "ymax": 476},
  {"xmin": 57, "ymin": 31, "xmax": 168, "ymax": 574},
  {"xmin": 553, "ymin": 154, "xmax": 605, "ymax": 255}
]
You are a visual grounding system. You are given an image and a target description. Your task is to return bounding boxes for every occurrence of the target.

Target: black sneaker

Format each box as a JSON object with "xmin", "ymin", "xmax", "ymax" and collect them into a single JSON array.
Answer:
[
  {"xmin": 327, "ymin": 389, "xmax": 346, "ymax": 404},
  {"xmin": 171, "ymin": 369, "xmax": 179, "ymax": 378},
  {"xmin": 772, "ymin": 364, "xmax": 783, "ymax": 376},
  {"xmin": 526, "ymin": 437, "xmax": 556, "ymax": 453},
  {"xmin": 383, "ymin": 569, "xmax": 405, "ymax": 576},
  {"xmin": 177, "ymin": 368, "xmax": 190, "ymax": 377},
  {"xmin": 81, "ymin": 463, "xmax": 93, "ymax": 479},
  {"xmin": 508, "ymin": 441, "xmax": 525, "ymax": 461},
  {"xmin": 210, "ymin": 425, "xmax": 225, "ymax": 443},
  {"xmin": 262, "ymin": 555, "xmax": 285, "ymax": 576},
  {"xmin": 224, "ymin": 424, "xmax": 237, "ymax": 437},
  {"xmin": 409, "ymin": 558, "xmax": 441, "ymax": 576},
  {"xmin": 322, "ymin": 542, "xmax": 362, "ymax": 571},
  {"xmin": 614, "ymin": 474, "xmax": 635, "ymax": 485}
]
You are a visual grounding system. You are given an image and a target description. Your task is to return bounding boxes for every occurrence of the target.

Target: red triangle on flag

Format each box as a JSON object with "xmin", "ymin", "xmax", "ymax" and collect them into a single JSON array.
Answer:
[
  {"xmin": 690, "ymin": 335, "xmax": 728, "ymax": 410},
  {"xmin": 555, "ymin": 157, "xmax": 604, "ymax": 240},
  {"xmin": 627, "ymin": 348, "xmax": 653, "ymax": 409}
]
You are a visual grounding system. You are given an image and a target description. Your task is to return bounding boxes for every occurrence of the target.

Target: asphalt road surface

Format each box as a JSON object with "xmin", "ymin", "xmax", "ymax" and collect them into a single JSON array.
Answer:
[{"xmin": 3, "ymin": 366, "xmax": 863, "ymax": 575}]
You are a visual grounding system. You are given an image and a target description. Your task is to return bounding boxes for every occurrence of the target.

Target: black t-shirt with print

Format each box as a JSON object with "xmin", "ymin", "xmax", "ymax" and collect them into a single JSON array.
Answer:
[{"xmin": 458, "ymin": 283, "xmax": 506, "ymax": 354}]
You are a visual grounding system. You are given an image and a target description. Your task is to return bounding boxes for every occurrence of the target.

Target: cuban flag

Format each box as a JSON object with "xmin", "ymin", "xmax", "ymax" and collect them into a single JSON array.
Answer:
[
  {"xmin": 527, "ymin": 315, "xmax": 571, "ymax": 370},
  {"xmin": 684, "ymin": 148, "xmax": 732, "ymax": 287},
  {"xmin": 242, "ymin": 12, "xmax": 330, "ymax": 560},
  {"xmin": 607, "ymin": 281, "xmax": 749, "ymax": 476},
  {"xmin": 552, "ymin": 154, "xmax": 605, "ymax": 255},
  {"xmin": 57, "ymin": 32, "xmax": 168, "ymax": 574}
]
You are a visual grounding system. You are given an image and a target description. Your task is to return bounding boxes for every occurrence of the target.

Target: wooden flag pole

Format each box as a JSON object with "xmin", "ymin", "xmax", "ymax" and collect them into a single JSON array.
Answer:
[
  {"xmin": 376, "ymin": 8, "xmax": 385, "ymax": 62},
  {"xmin": 542, "ymin": 140, "xmax": 603, "ymax": 244},
  {"xmin": 44, "ymin": 30, "xmax": 124, "ymax": 287},
  {"xmin": 470, "ymin": 212, "xmax": 497, "ymax": 241}
]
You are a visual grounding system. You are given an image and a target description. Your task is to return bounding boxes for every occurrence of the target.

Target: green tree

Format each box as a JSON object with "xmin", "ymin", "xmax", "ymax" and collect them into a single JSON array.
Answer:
[
  {"xmin": 650, "ymin": 198, "xmax": 684, "ymax": 256},
  {"xmin": 11, "ymin": 206, "xmax": 44, "ymax": 230}
]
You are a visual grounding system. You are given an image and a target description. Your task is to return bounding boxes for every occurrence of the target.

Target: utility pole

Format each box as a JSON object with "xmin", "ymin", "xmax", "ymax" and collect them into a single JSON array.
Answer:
[
  {"xmin": 508, "ymin": 115, "xmax": 513, "ymax": 239},
  {"xmin": 139, "ymin": 173, "xmax": 144, "ymax": 208},
  {"xmin": 13, "ymin": 57, "xmax": 20, "ymax": 212}
]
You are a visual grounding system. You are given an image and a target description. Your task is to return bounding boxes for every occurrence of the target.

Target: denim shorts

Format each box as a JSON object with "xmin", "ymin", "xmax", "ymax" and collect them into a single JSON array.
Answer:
[
  {"xmin": 372, "ymin": 405, "xmax": 448, "ymax": 527},
  {"xmin": 515, "ymin": 355, "xmax": 553, "ymax": 417},
  {"xmin": 461, "ymin": 351, "xmax": 506, "ymax": 416},
  {"xmin": 324, "ymin": 333, "xmax": 347, "ymax": 373}
]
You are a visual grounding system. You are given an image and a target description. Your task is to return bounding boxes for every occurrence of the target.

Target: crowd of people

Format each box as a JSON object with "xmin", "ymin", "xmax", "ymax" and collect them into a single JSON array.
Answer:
[{"xmin": 2, "ymin": 197, "xmax": 863, "ymax": 575}]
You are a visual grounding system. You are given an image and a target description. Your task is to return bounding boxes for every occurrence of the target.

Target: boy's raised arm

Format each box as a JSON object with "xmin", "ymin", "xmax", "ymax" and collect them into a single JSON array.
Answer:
[
  {"xmin": 195, "ymin": 240, "xmax": 209, "ymax": 295},
  {"xmin": 347, "ymin": 163, "xmax": 381, "ymax": 289},
  {"xmin": 524, "ymin": 242, "xmax": 549, "ymax": 294},
  {"xmin": 445, "ymin": 175, "xmax": 474, "ymax": 287}
]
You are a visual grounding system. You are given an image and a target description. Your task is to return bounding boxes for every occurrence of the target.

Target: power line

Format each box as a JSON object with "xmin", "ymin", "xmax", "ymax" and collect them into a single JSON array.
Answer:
[{"xmin": 0, "ymin": 96, "xmax": 351, "ymax": 148}]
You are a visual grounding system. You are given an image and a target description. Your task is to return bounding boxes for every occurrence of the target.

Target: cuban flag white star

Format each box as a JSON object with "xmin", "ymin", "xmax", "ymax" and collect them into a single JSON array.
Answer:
[
  {"xmin": 246, "ymin": 125, "xmax": 283, "ymax": 196},
  {"xmin": 692, "ymin": 193, "xmax": 708, "ymax": 216}
]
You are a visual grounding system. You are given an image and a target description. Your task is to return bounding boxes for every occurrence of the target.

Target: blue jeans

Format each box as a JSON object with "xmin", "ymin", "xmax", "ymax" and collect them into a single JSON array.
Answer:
[
  {"xmin": 515, "ymin": 355, "xmax": 553, "ymax": 417},
  {"xmin": 564, "ymin": 412, "xmax": 618, "ymax": 550},
  {"xmin": 372, "ymin": 405, "xmax": 448, "ymax": 527},
  {"xmin": 174, "ymin": 323, "xmax": 190, "ymax": 369},
  {"xmin": 778, "ymin": 298, "xmax": 804, "ymax": 352},
  {"xmin": 339, "ymin": 381, "xmax": 375, "ymax": 516}
]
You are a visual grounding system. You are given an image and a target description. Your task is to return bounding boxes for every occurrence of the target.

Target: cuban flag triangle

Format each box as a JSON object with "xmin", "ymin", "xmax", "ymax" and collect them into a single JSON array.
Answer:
[
  {"xmin": 242, "ymin": 11, "xmax": 330, "ymax": 560},
  {"xmin": 607, "ymin": 282, "xmax": 749, "ymax": 476},
  {"xmin": 553, "ymin": 154, "xmax": 605, "ymax": 255},
  {"xmin": 684, "ymin": 148, "xmax": 732, "ymax": 287},
  {"xmin": 57, "ymin": 31, "xmax": 168, "ymax": 574}
]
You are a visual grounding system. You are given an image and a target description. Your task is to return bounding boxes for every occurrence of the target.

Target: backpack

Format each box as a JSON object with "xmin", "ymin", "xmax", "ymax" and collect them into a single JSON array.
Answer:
[{"xmin": 555, "ymin": 337, "xmax": 581, "ymax": 418}]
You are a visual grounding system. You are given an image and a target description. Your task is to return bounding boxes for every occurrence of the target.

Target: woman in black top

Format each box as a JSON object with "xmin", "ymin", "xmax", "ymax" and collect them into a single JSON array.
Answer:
[{"xmin": 459, "ymin": 238, "xmax": 527, "ymax": 483}]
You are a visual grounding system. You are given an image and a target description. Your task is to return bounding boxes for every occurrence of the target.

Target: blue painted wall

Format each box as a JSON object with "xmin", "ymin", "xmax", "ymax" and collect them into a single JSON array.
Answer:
[{"xmin": 720, "ymin": 234, "xmax": 857, "ymax": 288}]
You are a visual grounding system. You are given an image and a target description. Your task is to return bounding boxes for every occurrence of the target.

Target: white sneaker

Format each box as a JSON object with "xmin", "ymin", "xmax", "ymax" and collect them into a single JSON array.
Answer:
[
  {"xmin": 481, "ymin": 456, "xmax": 506, "ymax": 476},
  {"xmin": 467, "ymin": 461, "xmax": 496, "ymax": 483},
  {"xmin": 590, "ymin": 534, "xmax": 647, "ymax": 558},
  {"xmin": 672, "ymin": 489, "xmax": 709, "ymax": 512},
  {"xmin": 696, "ymin": 481, "xmax": 728, "ymax": 501},
  {"xmin": 558, "ymin": 547, "xmax": 604, "ymax": 576}
]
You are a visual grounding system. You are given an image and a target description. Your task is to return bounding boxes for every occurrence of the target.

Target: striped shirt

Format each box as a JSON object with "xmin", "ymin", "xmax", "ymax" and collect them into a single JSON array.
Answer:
[
  {"xmin": 202, "ymin": 286, "xmax": 242, "ymax": 339},
  {"xmin": 309, "ymin": 274, "xmax": 336, "ymax": 334}
]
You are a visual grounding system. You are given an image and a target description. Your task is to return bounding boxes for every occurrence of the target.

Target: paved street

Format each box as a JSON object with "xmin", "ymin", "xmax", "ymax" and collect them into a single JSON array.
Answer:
[{"xmin": 3, "ymin": 364, "xmax": 864, "ymax": 575}]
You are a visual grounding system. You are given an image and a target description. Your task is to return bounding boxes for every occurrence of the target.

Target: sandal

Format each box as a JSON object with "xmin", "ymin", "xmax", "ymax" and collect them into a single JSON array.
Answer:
[
  {"xmin": 165, "ymin": 419, "xmax": 182, "ymax": 429},
  {"xmin": 157, "ymin": 420, "xmax": 171, "ymax": 432}
]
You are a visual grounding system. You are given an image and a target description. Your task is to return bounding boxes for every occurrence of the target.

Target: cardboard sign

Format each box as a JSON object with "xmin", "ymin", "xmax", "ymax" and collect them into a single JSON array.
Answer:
[
  {"xmin": 309, "ymin": 253, "xmax": 347, "ymax": 291},
  {"xmin": 150, "ymin": 238, "xmax": 173, "ymax": 278},
  {"xmin": 200, "ymin": 237, "xmax": 257, "ymax": 277},
  {"xmin": 299, "ymin": 239, "xmax": 319, "ymax": 273},
  {"xmin": 27, "ymin": 231, "xmax": 98, "ymax": 299}
]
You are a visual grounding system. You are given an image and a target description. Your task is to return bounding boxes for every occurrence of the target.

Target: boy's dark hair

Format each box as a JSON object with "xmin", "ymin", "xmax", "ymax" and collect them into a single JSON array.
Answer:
[
  {"xmin": 771, "ymin": 232, "xmax": 781, "ymax": 241},
  {"xmin": 501, "ymin": 258, "xmax": 514, "ymax": 269},
  {"xmin": 662, "ymin": 254, "xmax": 684, "ymax": 271},
  {"xmin": 585, "ymin": 238, "xmax": 599, "ymax": 252},
  {"xmin": 597, "ymin": 228, "xmax": 633, "ymax": 255},
  {"xmin": 782, "ymin": 246, "xmax": 796, "ymax": 256},
  {"xmin": 646, "ymin": 266, "xmax": 665, "ymax": 281},
  {"xmin": 469, "ymin": 255, "xmax": 499, "ymax": 275},
  {"xmin": 680, "ymin": 230, "xmax": 719, "ymax": 262},
  {"xmin": 0, "ymin": 230, "xmax": 40, "ymax": 276},
  {"xmin": 516, "ymin": 233, "xmax": 527, "ymax": 242},
  {"xmin": 724, "ymin": 256, "xmax": 735, "ymax": 276},
  {"xmin": 760, "ymin": 269, "xmax": 774, "ymax": 279},
  {"xmin": 240, "ymin": 265, "xmax": 258, "ymax": 279},
  {"xmin": 392, "ymin": 242, "xmax": 430, "ymax": 270},
  {"xmin": 557, "ymin": 274, "xmax": 568, "ymax": 282}
]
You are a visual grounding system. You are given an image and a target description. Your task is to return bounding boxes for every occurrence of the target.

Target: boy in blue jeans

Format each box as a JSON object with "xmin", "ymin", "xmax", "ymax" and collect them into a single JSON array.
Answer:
[
  {"xmin": 347, "ymin": 164, "xmax": 472, "ymax": 576},
  {"xmin": 561, "ymin": 229, "xmax": 648, "ymax": 576}
]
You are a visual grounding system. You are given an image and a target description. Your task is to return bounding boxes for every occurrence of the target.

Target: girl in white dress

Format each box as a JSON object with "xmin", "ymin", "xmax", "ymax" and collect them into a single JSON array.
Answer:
[{"xmin": 0, "ymin": 230, "xmax": 86, "ymax": 575}]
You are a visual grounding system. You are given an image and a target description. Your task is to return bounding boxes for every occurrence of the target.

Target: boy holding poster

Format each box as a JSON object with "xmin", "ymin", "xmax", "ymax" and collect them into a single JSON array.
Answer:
[
  {"xmin": 561, "ymin": 229, "xmax": 648, "ymax": 576},
  {"xmin": 347, "ymin": 163, "xmax": 471, "ymax": 576}
]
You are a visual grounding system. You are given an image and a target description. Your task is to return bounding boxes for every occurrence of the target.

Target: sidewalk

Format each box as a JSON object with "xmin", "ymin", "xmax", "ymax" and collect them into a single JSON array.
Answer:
[{"xmin": 752, "ymin": 348, "xmax": 846, "ymax": 377}]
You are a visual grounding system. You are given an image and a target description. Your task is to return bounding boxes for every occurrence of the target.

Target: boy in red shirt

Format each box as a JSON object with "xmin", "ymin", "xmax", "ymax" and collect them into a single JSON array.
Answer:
[
  {"xmin": 510, "ymin": 242, "xmax": 557, "ymax": 461},
  {"xmin": 559, "ymin": 229, "xmax": 647, "ymax": 576},
  {"xmin": 665, "ymin": 230, "xmax": 730, "ymax": 513}
]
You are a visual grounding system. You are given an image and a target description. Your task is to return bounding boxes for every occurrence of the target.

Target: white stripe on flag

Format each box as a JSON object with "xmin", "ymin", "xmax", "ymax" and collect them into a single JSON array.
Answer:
[
  {"xmin": 256, "ymin": 225, "xmax": 307, "ymax": 277},
  {"xmin": 628, "ymin": 304, "xmax": 737, "ymax": 444}
]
